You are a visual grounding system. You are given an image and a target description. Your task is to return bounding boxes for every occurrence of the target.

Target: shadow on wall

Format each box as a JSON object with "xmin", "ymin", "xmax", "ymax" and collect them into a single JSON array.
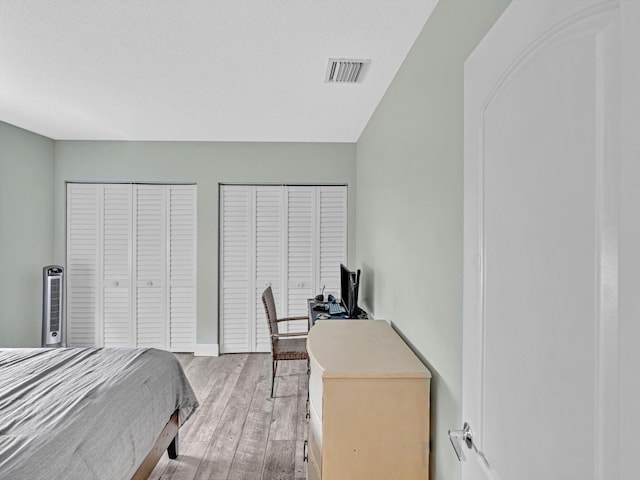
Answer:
[
  {"xmin": 390, "ymin": 321, "xmax": 458, "ymax": 480},
  {"xmin": 360, "ymin": 263, "xmax": 375, "ymax": 315}
]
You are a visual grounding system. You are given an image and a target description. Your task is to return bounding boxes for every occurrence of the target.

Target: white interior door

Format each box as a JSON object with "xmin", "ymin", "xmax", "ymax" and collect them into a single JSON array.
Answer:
[{"xmin": 461, "ymin": 1, "xmax": 627, "ymax": 479}]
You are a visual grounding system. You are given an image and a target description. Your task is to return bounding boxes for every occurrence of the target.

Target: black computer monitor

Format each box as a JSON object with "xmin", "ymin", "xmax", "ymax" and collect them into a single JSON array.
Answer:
[{"xmin": 340, "ymin": 263, "xmax": 360, "ymax": 318}]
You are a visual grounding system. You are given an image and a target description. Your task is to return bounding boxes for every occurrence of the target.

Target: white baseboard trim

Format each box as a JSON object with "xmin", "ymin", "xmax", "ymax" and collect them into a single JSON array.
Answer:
[{"xmin": 194, "ymin": 343, "xmax": 219, "ymax": 357}]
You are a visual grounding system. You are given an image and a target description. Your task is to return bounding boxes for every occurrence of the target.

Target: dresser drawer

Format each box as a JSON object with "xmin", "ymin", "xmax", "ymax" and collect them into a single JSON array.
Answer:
[
  {"xmin": 307, "ymin": 437, "xmax": 322, "ymax": 480},
  {"xmin": 309, "ymin": 403, "xmax": 322, "ymax": 451},
  {"xmin": 308, "ymin": 412, "xmax": 322, "ymax": 471},
  {"xmin": 308, "ymin": 358, "xmax": 323, "ymax": 420}
]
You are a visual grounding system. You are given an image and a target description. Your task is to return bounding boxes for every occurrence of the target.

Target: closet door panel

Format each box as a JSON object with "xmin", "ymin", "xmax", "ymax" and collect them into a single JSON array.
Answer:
[
  {"xmin": 135, "ymin": 185, "xmax": 167, "ymax": 349},
  {"xmin": 66, "ymin": 184, "xmax": 100, "ymax": 347},
  {"xmin": 286, "ymin": 186, "xmax": 315, "ymax": 333},
  {"xmin": 255, "ymin": 186, "xmax": 283, "ymax": 352},
  {"xmin": 168, "ymin": 185, "xmax": 197, "ymax": 352},
  {"xmin": 102, "ymin": 184, "xmax": 133, "ymax": 347},
  {"xmin": 318, "ymin": 186, "xmax": 348, "ymax": 300},
  {"xmin": 220, "ymin": 186, "xmax": 252, "ymax": 353}
]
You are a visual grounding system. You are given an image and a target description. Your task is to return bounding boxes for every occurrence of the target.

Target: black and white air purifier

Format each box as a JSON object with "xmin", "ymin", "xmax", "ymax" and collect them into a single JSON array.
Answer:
[{"xmin": 42, "ymin": 265, "xmax": 64, "ymax": 348}]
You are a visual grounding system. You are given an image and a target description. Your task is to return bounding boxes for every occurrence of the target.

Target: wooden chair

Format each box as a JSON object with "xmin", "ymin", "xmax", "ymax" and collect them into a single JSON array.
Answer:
[{"xmin": 261, "ymin": 286, "xmax": 309, "ymax": 397}]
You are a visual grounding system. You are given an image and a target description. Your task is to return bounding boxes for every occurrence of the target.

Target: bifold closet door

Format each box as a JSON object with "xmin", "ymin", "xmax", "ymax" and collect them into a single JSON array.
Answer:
[
  {"xmin": 219, "ymin": 186, "xmax": 251, "ymax": 352},
  {"xmin": 66, "ymin": 183, "xmax": 196, "ymax": 351},
  {"xmin": 168, "ymin": 185, "xmax": 197, "ymax": 352},
  {"xmin": 135, "ymin": 185, "xmax": 197, "ymax": 351},
  {"xmin": 66, "ymin": 183, "xmax": 134, "ymax": 347},
  {"xmin": 254, "ymin": 186, "xmax": 284, "ymax": 352},
  {"xmin": 284, "ymin": 186, "xmax": 347, "ymax": 333},
  {"xmin": 284, "ymin": 187, "xmax": 314, "ymax": 333},
  {"xmin": 317, "ymin": 186, "xmax": 348, "ymax": 300},
  {"xmin": 220, "ymin": 184, "xmax": 347, "ymax": 353},
  {"xmin": 134, "ymin": 185, "xmax": 167, "ymax": 349},
  {"xmin": 102, "ymin": 184, "xmax": 133, "ymax": 347},
  {"xmin": 66, "ymin": 183, "xmax": 102, "ymax": 347},
  {"xmin": 220, "ymin": 185, "xmax": 283, "ymax": 353}
]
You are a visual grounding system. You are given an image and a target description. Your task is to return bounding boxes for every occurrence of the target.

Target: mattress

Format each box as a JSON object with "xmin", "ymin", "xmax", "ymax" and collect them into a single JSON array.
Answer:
[{"xmin": 0, "ymin": 347, "xmax": 198, "ymax": 480}]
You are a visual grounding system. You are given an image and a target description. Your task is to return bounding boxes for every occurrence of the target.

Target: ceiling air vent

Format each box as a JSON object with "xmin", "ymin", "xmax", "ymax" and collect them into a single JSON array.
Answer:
[{"xmin": 325, "ymin": 58, "xmax": 370, "ymax": 83}]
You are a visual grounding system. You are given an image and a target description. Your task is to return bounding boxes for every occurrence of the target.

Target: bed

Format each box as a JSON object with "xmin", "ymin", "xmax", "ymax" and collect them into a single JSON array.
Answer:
[{"xmin": 0, "ymin": 347, "xmax": 199, "ymax": 480}]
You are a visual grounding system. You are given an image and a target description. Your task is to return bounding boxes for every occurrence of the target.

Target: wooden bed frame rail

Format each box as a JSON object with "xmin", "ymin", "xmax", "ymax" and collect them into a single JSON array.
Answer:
[{"xmin": 131, "ymin": 410, "xmax": 180, "ymax": 480}]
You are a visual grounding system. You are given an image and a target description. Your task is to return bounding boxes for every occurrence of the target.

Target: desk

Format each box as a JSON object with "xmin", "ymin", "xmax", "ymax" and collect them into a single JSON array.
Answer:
[{"xmin": 307, "ymin": 299, "xmax": 367, "ymax": 329}]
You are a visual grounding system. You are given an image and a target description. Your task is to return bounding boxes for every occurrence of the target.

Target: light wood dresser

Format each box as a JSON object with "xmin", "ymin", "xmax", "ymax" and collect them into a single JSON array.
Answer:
[{"xmin": 306, "ymin": 320, "xmax": 431, "ymax": 480}]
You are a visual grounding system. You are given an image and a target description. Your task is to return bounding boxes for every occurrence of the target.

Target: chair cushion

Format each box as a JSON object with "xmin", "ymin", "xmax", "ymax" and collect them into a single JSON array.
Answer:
[{"xmin": 273, "ymin": 337, "xmax": 308, "ymax": 360}]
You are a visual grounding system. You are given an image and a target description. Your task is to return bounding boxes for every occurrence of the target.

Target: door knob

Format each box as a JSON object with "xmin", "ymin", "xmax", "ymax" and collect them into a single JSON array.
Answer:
[
  {"xmin": 448, "ymin": 422, "xmax": 502, "ymax": 480},
  {"xmin": 147, "ymin": 281, "xmax": 153, "ymax": 286},
  {"xmin": 448, "ymin": 422, "xmax": 473, "ymax": 462},
  {"xmin": 113, "ymin": 281, "xmax": 119, "ymax": 287}
]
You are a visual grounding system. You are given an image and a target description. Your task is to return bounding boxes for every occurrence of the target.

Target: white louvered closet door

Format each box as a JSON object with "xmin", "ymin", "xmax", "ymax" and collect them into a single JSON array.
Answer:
[
  {"xmin": 134, "ymin": 185, "xmax": 168, "ymax": 349},
  {"xmin": 220, "ymin": 186, "xmax": 253, "ymax": 353},
  {"xmin": 317, "ymin": 186, "xmax": 348, "ymax": 300},
  {"xmin": 67, "ymin": 183, "xmax": 196, "ymax": 351},
  {"xmin": 220, "ymin": 185, "xmax": 284, "ymax": 353},
  {"xmin": 284, "ymin": 187, "xmax": 315, "ymax": 334},
  {"xmin": 102, "ymin": 184, "xmax": 133, "ymax": 347},
  {"xmin": 220, "ymin": 185, "xmax": 347, "ymax": 353},
  {"xmin": 168, "ymin": 185, "xmax": 197, "ymax": 352},
  {"xmin": 66, "ymin": 184, "xmax": 100, "ymax": 347},
  {"xmin": 255, "ymin": 186, "xmax": 284, "ymax": 352}
]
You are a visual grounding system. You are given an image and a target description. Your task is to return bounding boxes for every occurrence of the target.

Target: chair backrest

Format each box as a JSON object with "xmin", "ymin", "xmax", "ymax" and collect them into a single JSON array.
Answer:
[{"xmin": 261, "ymin": 286, "xmax": 279, "ymax": 339}]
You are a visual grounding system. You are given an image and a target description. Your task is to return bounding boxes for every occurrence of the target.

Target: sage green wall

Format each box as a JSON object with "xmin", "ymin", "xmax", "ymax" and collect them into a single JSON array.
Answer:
[
  {"xmin": 53, "ymin": 141, "xmax": 356, "ymax": 348},
  {"xmin": 355, "ymin": 1, "xmax": 511, "ymax": 479},
  {"xmin": 0, "ymin": 122, "xmax": 55, "ymax": 347}
]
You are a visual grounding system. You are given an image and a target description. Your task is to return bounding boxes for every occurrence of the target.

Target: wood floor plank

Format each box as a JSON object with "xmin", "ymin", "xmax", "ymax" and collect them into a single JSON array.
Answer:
[
  {"xmin": 150, "ymin": 354, "xmax": 308, "ymax": 480},
  {"xmin": 269, "ymin": 361, "xmax": 300, "ymax": 442},
  {"xmin": 175, "ymin": 353, "xmax": 195, "ymax": 372},
  {"xmin": 192, "ymin": 354, "xmax": 264, "ymax": 480},
  {"xmin": 149, "ymin": 441, "xmax": 208, "ymax": 480},
  {"xmin": 181, "ymin": 354, "xmax": 246, "ymax": 442},
  {"xmin": 184, "ymin": 354, "xmax": 233, "ymax": 402},
  {"xmin": 226, "ymin": 355, "xmax": 273, "ymax": 480},
  {"xmin": 262, "ymin": 440, "xmax": 297, "ymax": 480}
]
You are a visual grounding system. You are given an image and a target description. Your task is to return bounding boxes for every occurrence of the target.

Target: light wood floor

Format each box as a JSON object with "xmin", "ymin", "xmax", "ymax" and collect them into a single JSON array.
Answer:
[{"xmin": 149, "ymin": 354, "xmax": 308, "ymax": 480}]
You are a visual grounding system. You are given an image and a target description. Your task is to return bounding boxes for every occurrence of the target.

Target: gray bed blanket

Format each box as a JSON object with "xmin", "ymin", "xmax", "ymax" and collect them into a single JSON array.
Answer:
[{"xmin": 0, "ymin": 347, "xmax": 198, "ymax": 480}]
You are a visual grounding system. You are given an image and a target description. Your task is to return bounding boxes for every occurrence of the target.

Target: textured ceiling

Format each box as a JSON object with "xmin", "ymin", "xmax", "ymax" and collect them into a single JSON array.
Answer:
[{"xmin": 0, "ymin": 1, "xmax": 438, "ymax": 142}]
